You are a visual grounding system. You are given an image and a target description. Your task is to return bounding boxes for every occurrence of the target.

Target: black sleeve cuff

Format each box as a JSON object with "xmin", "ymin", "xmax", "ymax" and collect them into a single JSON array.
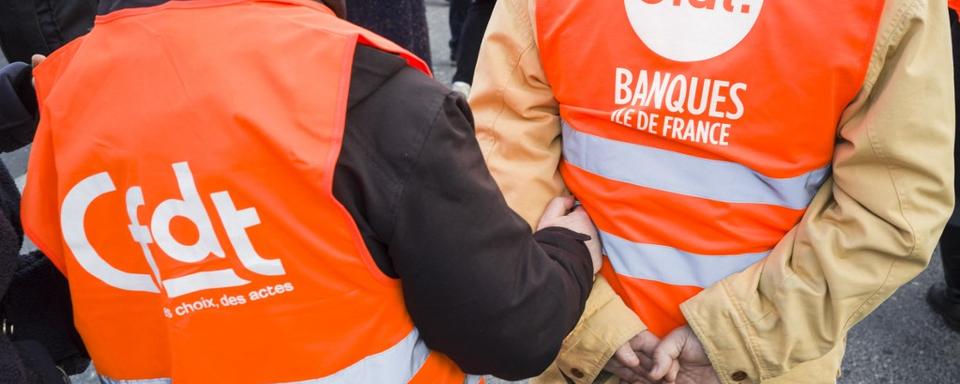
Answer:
[{"xmin": 533, "ymin": 226, "xmax": 595, "ymax": 312}]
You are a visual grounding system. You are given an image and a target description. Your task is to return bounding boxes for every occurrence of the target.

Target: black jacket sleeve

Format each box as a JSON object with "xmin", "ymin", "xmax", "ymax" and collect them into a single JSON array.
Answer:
[
  {"xmin": 387, "ymin": 92, "xmax": 594, "ymax": 380},
  {"xmin": 333, "ymin": 46, "xmax": 594, "ymax": 379},
  {"xmin": 0, "ymin": 62, "xmax": 38, "ymax": 153}
]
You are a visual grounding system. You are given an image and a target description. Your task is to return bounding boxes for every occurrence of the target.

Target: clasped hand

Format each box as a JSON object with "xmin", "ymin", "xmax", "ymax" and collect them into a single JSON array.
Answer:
[
  {"xmin": 604, "ymin": 326, "xmax": 721, "ymax": 384},
  {"xmin": 537, "ymin": 200, "xmax": 722, "ymax": 383}
]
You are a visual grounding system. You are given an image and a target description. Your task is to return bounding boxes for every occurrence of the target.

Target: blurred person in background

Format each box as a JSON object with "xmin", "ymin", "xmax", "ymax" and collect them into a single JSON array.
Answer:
[
  {"xmin": 0, "ymin": 1, "xmax": 98, "ymax": 382},
  {"xmin": 0, "ymin": 0, "xmax": 95, "ymax": 65},
  {"xmin": 449, "ymin": 0, "xmax": 470, "ymax": 62},
  {"xmin": 927, "ymin": 0, "xmax": 960, "ymax": 333},
  {"xmin": 346, "ymin": 0, "xmax": 433, "ymax": 67},
  {"xmin": 450, "ymin": 0, "xmax": 495, "ymax": 97},
  {"xmin": 0, "ymin": 58, "xmax": 69, "ymax": 384}
]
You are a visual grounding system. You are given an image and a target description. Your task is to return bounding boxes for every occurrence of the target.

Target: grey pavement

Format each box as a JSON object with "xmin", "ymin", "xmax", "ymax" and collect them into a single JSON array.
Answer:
[{"xmin": 0, "ymin": 3, "xmax": 956, "ymax": 383}]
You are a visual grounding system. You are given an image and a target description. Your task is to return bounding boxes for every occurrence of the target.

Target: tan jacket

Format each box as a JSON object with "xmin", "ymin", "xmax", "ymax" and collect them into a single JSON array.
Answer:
[{"xmin": 470, "ymin": 0, "xmax": 956, "ymax": 383}]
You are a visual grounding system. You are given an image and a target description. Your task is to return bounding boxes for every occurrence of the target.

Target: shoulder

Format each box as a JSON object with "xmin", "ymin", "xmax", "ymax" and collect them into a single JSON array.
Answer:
[
  {"xmin": 349, "ymin": 44, "xmax": 457, "ymax": 124},
  {"xmin": 347, "ymin": 44, "xmax": 472, "ymax": 162}
]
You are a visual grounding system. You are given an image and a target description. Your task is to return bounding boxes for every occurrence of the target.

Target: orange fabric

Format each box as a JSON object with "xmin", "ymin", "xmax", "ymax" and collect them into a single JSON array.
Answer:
[
  {"xmin": 561, "ymin": 163, "xmax": 804, "ymax": 255},
  {"xmin": 600, "ymin": 261, "xmax": 701, "ymax": 338},
  {"xmin": 951, "ymin": 0, "xmax": 960, "ymax": 13},
  {"xmin": 537, "ymin": 0, "xmax": 883, "ymax": 337},
  {"xmin": 23, "ymin": 0, "xmax": 460, "ymax": 382}
]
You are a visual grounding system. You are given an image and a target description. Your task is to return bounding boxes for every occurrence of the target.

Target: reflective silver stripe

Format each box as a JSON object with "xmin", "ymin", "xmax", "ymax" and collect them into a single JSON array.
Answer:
[
  {"xmin": 465, "ymin": 375, "xmax": 484, "ymax": 384},
  {"xmin": 561, "ymin": 123, "xmax": 829, "ymax": 209},
  {"xmin": 99, "ymin": 329, "xmax": 431, "ymax": 384},
  {"xmin": 100, "ymin": 377, "xmax": 169, "ymax": 384},
  {"xmin": 602, "ymin": 231, "xmax": 768, "ymax": 288},
  {"xmin": 289, "ymin": 329, "xmax": 430, "ymax": 383}
]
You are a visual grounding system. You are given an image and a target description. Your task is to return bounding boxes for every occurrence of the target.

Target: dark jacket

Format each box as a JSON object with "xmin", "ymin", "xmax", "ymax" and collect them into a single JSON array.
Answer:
[
  {"xmin": 951, "ymin": 8, "xmax": 959, "ymax": 226},
  {"xmin": 0, "ymin": 62, "xmax": 85, "ymax": 384},
  {"xmin": 0, "ymin": 2, "xmax": 99, "ymax": 381},
  {"xmin": 336, "ymin": 45, "xmax": 592, "ymax": 378},
  {"xmin": 0, "ymin": 63, "xmax": 38, "ymax": 152},
  {"xmin": 0, "ymin": 0, "xmax": 96, "ymax": 64},
  {"xmin": 345, "ymin": 0, "xmax": 432, "ymax": 67},
  {"xmin": 0, "ymin": 1, "xmax": 596, "ymax": 380},
  {"xmin": 0, "ymin": 158, "xmax": 43, "ymax": 383}
]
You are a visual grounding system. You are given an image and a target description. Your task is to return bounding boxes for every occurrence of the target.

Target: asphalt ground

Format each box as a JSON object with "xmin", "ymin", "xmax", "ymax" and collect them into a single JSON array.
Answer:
[{"xmin": 1, "ymin": 2, "xmax": 957, "ymax": 382}]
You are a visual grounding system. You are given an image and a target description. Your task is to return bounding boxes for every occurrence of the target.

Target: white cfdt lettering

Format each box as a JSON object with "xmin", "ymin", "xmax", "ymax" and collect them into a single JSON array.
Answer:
[
  {"xmin": 62, "ymin": 173, "xmax": 159, "ymax": 293},
  {"xmin": 211, "ymin": 191, "xmax": 285, "ymax": 276},
  {"xmin": 640, "ymin": 0, "xmax": 752, "ymax": 14},
  {"xmin": 151, "ymin": 162, "xmax": 226, "ymax": 264},
  {"xmin": 62, "ymin": 162, "xmax": 286, "ymax": 298},
  {"xmin": 126, "ymin": 187, "xmax": 163, "ymax": 287}
]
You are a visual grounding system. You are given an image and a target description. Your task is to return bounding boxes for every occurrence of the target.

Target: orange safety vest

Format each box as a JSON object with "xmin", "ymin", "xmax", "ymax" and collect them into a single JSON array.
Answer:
[
  {"xmin": 951, "ymin": 0, "xmax": 960, "ymax": 18},
  {"xmin": 536, "ymin": 0, "xmax": 883, "ymax": 337},
  {"xmin": 22, "ymin": 0, "xmax": 479, "ymax": 383}
]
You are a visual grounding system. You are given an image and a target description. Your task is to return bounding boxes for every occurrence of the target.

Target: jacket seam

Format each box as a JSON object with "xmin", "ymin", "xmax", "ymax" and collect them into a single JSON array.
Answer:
[
  {"xmin": 485, "ymin": 41, "xmax": 537, "ymax": 157},
  {"xmin": 841, "ymin": 0, "xmax": 922, "ymax": 332},
  {"xmin": 482, "ymin": 0, "xmax": 537, "ymax": 157},
  {"xmin": 39, "ymin": 0, "xmax": 67, "ymax": 47},
  {"xmin": 720, "ymin": 279, "xmax": 768, "ymax": 380},
  {"xmin": 385, "ymin": 92, "xmax": 452, "ymax": 246},
  {"xmin": 863, "ymin": 0, "xmax": 916, "ymax": 91},
  {"xmin": 345, "ymin": 121, "xmax": 402, "ymax": 241}
]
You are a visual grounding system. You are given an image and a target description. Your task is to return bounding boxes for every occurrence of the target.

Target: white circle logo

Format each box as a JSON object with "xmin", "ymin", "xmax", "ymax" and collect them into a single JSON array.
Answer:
[{"xmin": 625, "ymin": 0, "xmax": 764, "ymax": 62}]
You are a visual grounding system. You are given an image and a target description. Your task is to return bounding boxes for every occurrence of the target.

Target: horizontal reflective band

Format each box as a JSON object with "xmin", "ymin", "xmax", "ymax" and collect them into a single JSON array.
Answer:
[
  {"xmin": 290, "ymin": 329, "xmax": 430, "ymax": 383},
  {"xmin": 562, "ymin": 123, "xmax": 829, "ymax": 209},
  {"xmin": 465, "ymin": 375, "xmax": 484, "ymax": 384},
  {"xmin": 101, "ymin": 330, "xmax": 430, "ymax": 384},
  {"xmin": 100, "ymin": 377, "xmax": 170, "ymax": 384},
  {"xmin": 602, "ymin": 231, "xmax": 769, "ymax": 288}
]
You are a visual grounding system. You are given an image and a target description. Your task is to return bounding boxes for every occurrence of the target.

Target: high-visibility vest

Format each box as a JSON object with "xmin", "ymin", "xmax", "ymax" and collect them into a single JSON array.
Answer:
[
  {"xmin": 22, "ymin": 1, "xmax": 479, "ymax": 383},
  {"xmin": 536, "ymin": 0, "xmax": 884, "ymax": 337},
  {"xmin": 950, "ymin": 0, "xmax": 960, "ymax": 18}
]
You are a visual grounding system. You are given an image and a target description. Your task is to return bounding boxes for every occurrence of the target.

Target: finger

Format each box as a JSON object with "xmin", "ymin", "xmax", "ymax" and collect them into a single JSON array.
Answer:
[
  {"xmin": 667, "ymin": 360, "xmax": 680, "ymax": 383},
  {"xmin": 627, "ymin": 375, "xmax": 656, "ymax": 384},
  {"xmin": 604, "ymin": 358, "xmax": 624, "ymax": 372},
  {"xmin": 569, "ymin": 205, "xmax": 591, "ymax": 220},
  {"xmin": 636, "ymin": 352, "xmax": 656, "ymax": 371},
  {"xmin": 538, "ymin": 196, "xmax": 575, "ymax": 227},
  {"xmin": 649, "ymin": 332, "xmax": 683, "ymax": 380},
  {"xmin": 631, "ymin": 331, "xmax": 661, "ymax": 356},
  {"xmin": 622, "ymin": 377, "xmax": 655, "ymax": 384},
  {"xmin": 608, "ymin": 366, "xmax": 642, "ymax": 383},
  {"xmin": 614, "ymin": 343, "xmax": 641, "ymax": 368},
  {"xmin": 31, "ymin": 54, "xmax": 46, "ymax": 67}
]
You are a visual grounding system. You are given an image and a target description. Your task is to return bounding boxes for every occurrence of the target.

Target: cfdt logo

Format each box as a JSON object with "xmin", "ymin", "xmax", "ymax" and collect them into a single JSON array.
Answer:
[
  {"xmin": 625, "ymin": 0, "xmax": 764, "ymax": 62},
  {"xmin": 61, "ymin": 162, "xmax": 285, "ymax": 298}
]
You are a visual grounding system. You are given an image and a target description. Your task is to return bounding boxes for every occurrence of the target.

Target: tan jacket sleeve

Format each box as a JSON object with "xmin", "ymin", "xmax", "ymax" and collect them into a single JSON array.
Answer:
[
  {"xmin": 470, "ymin": 1, "xmax": 645, "ymax": 382},
  {"xmin": 680, "ymin": 1, "xmax": 956, "ymax": 383}
]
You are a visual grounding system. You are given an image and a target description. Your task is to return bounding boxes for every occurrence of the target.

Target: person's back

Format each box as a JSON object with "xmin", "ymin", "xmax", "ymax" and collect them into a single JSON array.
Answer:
[
  {"xmin": 22, "ymin": 0, "xmax": 600, "ymax": 382},
  {"xmin": 470, "ymin": 0, "xmax": 955, "ymax": 382}
]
